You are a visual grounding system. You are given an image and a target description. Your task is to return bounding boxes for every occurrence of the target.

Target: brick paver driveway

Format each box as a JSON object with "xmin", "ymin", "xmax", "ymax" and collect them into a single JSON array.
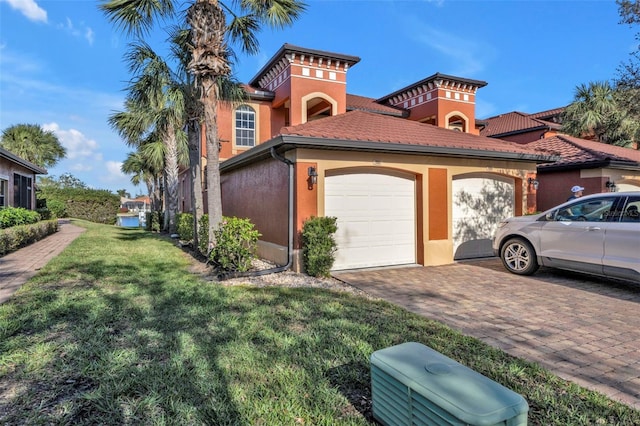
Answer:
[{"xmin": 333, "ymin": 258, "xmax": 640, "ymax": 409}]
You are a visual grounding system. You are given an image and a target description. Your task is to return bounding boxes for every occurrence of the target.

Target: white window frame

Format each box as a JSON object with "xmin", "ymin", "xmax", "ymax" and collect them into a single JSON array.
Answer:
[{"xmin": 234, "ymin": 105, "xmax": 256, "ymax": 148}]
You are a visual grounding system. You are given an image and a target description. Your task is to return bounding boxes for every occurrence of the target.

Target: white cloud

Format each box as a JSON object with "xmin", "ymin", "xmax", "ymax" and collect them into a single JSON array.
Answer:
[
  {"xmin": 412, "ymin": 26, "xmax": 491, "ymax": 77},
  {"xmin": 56, "ymin": 17, "xmax": 94, "ymax": 45},
  {"xmin": 103, "ymin": 161, "xmax": 133, "ymax": 189},
  {"xmin": 85, "ymin": 27, "xmax": 95, "ymax": 46},
  {"xmin": 42, "ymin": 122, "xmax": 100, "ymax": 161},
  {"xmin": 1, "ymin": 0, "xmax": 47, "ymax": 23},
  {"xmin": 106, "ymin": 161, "xmax": 125, "ymax": 178}
]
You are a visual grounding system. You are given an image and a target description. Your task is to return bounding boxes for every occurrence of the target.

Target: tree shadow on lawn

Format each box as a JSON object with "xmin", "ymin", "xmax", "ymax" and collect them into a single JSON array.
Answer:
[
  {"xmin": 327, "ymin": 360, "xmax": 374, "ymax": 423},
  {"xmin": 112, "ymin": 227, "xmax": 168, "ymax": 242},
  {"xmin": 0, "ymin": 256, "xmax": 244, "ymax": 424}
]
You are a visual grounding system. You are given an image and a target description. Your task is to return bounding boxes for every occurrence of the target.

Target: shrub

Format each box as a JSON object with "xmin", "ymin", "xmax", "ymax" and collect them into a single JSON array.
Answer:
[
  {"xmin": 145, "ymin": 211, "xmax": 162, "ymax": 232},
  {"xmin": 46, "ymin": 199, "xmax": 67, "ymax": 219},
  {"xmin": 36, "ymin": 207, "xmax": 52, "ymax": 220},
  {"xmin": 209, "ymin": 217, "xmax": 261, "ymax": 273},
  {"xmin": 36, "ymin": 188, "xmax": 119, "ymax": 224},
  {"xmin": 198, "ymin": 214, "xmax": 209, "ymax": 255},
  {"xmin": 302, "ymin": 216, "xmax": 338, "ymax": 278},
  {"xmin": 0, "ymin": 207, "xmax": 41, "ymax": 229},
  {"xmin": 176, "ymin": 213, "xmax": 194, "ymax": 242},
  {"xmin": 196, "ymin": 215, "xmax": 261, "ymax": 273},
  {"xmin": 0, "ymin": 220, "xmax": 58, "ymax": 256}
]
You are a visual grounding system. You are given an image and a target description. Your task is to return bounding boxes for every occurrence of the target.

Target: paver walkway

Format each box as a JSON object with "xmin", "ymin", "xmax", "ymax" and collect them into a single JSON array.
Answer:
[
  {"xmin": 334, "ymin": 261, "xmax": 640, "ymax": 410},
  {"xmin": 0, "ymin": 220, "xmax": 85, "ymax": 304}
]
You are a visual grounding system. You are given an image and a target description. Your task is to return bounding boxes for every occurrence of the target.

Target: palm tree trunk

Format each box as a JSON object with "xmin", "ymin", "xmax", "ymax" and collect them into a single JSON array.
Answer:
[
  {"xmin": 165, "ymin": 128, "xmax": 180, "ymax": 235},
  {"xmin": 203, "ymin": 82, "xmax": 223, "ymax": 252},
  {"xmin": 188, "ymin": 120, "xmax": 204, "ymax": 251},
  {"xmin": 188, "ymin": 0, "xmax": 231, "ymax": 253}
]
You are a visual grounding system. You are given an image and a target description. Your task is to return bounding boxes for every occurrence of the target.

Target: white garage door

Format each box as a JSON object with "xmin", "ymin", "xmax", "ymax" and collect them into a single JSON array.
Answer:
[
  {"xmin": 452, "ymin": 175, "xmax": 514, "ymax": 260},
  {"xmin": 617, "ymin": 182, "xmax": 640, "ymax": 192},
  {"xmin": 325, "ymin": 171, "xmax": 416, "ymax": 270}
]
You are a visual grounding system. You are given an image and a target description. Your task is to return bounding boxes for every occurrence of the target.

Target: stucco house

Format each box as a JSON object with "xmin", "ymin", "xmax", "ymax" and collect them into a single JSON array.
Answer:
[
  {"xmin": 179, "ymin": 44, "xmax": 558, "ymax": 272},
  {"xmin": 481, "ymin": 109, "xmax": 640, "ymax": 210},
  {"xmin": 0, "ymin": 147, "xmax": 47, "ymax": 210},
  {"xmin": 480, "ymin": 107, "xmax": 565, "ymax": 143}
]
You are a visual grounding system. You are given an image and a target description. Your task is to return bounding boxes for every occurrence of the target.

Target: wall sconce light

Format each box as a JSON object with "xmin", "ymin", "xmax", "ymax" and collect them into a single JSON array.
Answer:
[
  {"xmin": 528, "ymin": 178, "xmax": 539, "ymax": 190},
  {"xmin": 606, "ymin": 180, "xmax": 617, "ymax": 192},
  {"xmin": 307, "ymin": 166, "xmax": 318, "ymax": 186}
]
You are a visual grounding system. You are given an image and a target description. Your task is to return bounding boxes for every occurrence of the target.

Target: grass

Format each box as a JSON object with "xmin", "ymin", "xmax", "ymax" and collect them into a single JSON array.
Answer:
[{"xmin": 1, "ymin": 220, "xmax": 639, "ymax": 425}]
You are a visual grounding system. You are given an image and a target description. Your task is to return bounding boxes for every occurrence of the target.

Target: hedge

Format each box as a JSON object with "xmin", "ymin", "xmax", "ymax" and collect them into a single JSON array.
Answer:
[{"xmin": 0, "ymin": 220, "xmax": 59, "ymax": 257}]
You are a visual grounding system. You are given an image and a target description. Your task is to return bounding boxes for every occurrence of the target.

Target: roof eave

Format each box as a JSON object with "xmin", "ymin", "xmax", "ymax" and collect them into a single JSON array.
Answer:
[
  {"xmin": 376, "ymin": 72, "xmax": 488, "ymax": 104},
  {"xmin": 537, "ymin": 159, "xmax": 640, "ymax": 172},
  {"xmin": 0, "ymin": 148, "xmax": 47, "ymax": 174},
  {"xmin": 248, "ymin": 44, "xmax": 361, "ymax": 87},
  {"xmin": 485, "ymin": 125, "xmax": 549, "ymax": 138},
  {"xmin": 220, "ymin": 136, "xmax": 556, "ymax": 172}
]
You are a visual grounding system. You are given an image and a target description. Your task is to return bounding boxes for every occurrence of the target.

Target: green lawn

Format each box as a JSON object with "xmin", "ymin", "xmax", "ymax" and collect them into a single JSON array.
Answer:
[{"xmin": 1, "ymin": 220, "xmax": 639, "ymax": 425}]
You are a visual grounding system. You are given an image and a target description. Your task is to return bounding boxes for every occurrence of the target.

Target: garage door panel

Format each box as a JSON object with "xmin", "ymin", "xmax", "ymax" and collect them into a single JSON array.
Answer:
[
  {"xmin": 452, "ymin": 176, "xmax": 514, "ymax": 260},
  {"xmin": 326, "ymin": 172, "xmax": 416, "ymax": 270}
]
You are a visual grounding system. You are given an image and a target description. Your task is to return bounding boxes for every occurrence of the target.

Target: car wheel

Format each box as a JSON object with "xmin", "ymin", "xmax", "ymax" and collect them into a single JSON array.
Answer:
[{"xmin": 500, "ymin": 238, "xmax": 539, "ymax": 275}]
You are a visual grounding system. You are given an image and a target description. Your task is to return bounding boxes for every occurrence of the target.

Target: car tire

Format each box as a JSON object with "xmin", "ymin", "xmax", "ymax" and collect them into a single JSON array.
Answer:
[{"xmin": 500, "ymin": 238, "xmax": 539, "ymax": 276}]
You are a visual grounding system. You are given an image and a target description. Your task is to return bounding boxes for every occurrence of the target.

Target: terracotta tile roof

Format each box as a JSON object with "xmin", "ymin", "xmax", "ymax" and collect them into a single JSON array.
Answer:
[
  {"xmin": 481, "ymin": 107, "xmax": 565, "ymax": 138},
  {"xmin": 280, "ymin": 110, "xmax": 546, "ymax": 157},
  {"xmin": 480, "ymin": 112, "xmax": 549, "ymax": 137},
  {"xmin": 528, "ymin": 107, "xmax": 566, "ymax": 120},
  {"xmin": 346, "ymin": 94, "xmax": 406, "ymax": 117},
  {"xmin": 527, "ymin": 134, "xmax": 640, "ymax": 169}
]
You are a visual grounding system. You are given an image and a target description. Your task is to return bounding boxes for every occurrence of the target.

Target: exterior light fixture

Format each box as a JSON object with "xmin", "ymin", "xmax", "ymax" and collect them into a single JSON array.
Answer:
[
  {"xmin": 606, "ymin": 180, "xmax": 617, "ymax": 192},
  {"xmin": 307, "ymin": 166, "xmax": 318, "ymax": 186},
  {"xmin": 527, "ymin": 178, "xmax": 539, "ymax": 190}
]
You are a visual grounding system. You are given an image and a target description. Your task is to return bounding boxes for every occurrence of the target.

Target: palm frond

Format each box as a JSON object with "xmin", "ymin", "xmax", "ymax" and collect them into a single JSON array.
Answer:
[{"xmin": 99, "ymin": 0, "xmax": 176, "ymax": 37}]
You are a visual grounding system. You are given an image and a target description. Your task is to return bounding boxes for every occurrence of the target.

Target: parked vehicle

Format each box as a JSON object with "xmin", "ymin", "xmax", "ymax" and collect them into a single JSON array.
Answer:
[{"xmin": 493, "ymin": 192, "xmax": 640, "ymax": 282}]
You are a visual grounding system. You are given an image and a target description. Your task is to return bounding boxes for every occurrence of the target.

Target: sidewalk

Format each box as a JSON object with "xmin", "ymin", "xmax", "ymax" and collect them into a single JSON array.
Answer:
[{"xmin": 0, "ymin": 220, "xmax": 85, "ymax": 304}]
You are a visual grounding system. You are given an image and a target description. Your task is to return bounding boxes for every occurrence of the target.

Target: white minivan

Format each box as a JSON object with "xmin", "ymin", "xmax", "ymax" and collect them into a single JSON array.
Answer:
[{"xmin": 492, "ymin": 192, "xmax": 640, "ymax": 282}]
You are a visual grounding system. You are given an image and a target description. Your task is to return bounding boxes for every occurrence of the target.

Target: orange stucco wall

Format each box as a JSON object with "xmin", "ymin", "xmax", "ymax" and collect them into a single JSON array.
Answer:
[
  {"xmin": 217, "ymin": 101, "xmax": 275, "ymax": 161},
  {"xmin": 220, "ymin": 158, "xmax": 289, "ymax": 246},
  {"xmin": 499, "ymin": 130, "xmax": 547, "ymax": 144},
  {"xmin": 428, "ymin": 168, "xmax": 448, "ymax": 240},
  {"xmin": 294, "ymin": 162, "xmax": 319, "ymax": 249}
]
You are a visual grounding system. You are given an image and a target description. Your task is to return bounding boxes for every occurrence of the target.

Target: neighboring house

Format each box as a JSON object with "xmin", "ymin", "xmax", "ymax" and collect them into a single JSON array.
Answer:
[
  {"xmin": 120, "ymin": 195, "xmax": 151, "ymax": 213},
  {"xmin": 480, "ymin": 107, "xmax": 564, "ymax": 143},
  {"xmin": 0, "ymin": 147, "xmax": 47, "ymax": 210},
  {"xmin": 176, "ymin": 43, "xmax": 560, "ymax": 272},
  {"xmin": 481, "ymin": 108, "xmax": 640, "ymax": 210},
  {"xmin": 527, "ymin": 135, "xmax": 640, "ymax": 210}
]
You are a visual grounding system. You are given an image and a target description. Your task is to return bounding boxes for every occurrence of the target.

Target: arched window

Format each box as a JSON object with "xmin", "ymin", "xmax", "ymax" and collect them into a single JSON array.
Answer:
[{"xmin": 235, "ymin": 105, "xmax": 255, "ymax": 147}]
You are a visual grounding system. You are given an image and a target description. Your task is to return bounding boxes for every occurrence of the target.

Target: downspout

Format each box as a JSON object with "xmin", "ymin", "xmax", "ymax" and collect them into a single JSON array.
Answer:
[{"xmin": 218, "ymin": 146, "xmax": 294, "ymax": 280}]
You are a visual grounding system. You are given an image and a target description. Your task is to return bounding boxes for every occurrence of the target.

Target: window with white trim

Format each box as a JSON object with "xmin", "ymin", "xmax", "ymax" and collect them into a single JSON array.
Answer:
[{"xmin": 235, "ymin": 105, "xmax": 256, "ymax": 147}]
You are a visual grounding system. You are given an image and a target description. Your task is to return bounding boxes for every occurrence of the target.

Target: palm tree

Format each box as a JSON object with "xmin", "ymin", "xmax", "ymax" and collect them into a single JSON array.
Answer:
[
  {"xmin": 122, "ymin": 151, "xmax": 161, "ymax": 211},
  {"xmin": 109, "ymin": 42, "xmax": 187, "ymax": 233},
  {"xmin": 561, "ymin": 81, "xmax": 637, "ymax": 147},
  {"xmin": 170, "ymin": 26, "xmax": 248, "ymax": 251},
  {"xmin": 100, "ymin": 0, "xmax": 306, "ymax": 251},
  {"xmin": 1, "ymin": 123, "xmax": 66, "ymax": 168}
]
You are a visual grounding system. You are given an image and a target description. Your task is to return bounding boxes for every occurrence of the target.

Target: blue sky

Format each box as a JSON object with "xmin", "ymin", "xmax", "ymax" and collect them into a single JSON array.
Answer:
[{"xmin": 0, "ymin": 0, "xmax": 636, "ymax": 197}]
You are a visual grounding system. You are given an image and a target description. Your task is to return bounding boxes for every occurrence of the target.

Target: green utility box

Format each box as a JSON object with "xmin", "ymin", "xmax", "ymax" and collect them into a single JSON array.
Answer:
[{"xmin": 370, "ymin": 342, "xmax": 528, "ymax": 426}]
